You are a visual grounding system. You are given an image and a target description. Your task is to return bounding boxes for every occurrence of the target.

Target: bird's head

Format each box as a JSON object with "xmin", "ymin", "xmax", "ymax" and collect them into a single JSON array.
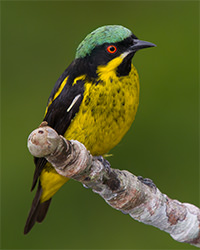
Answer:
[{"xmin": 74, "ymin": 25, "xmax": 156, "ymax": 78}]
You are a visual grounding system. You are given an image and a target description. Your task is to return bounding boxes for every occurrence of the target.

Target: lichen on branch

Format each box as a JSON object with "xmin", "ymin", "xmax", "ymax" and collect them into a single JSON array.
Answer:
[{"xmin": 27, "ymin": 124, "xmax": 200, "ymax": 248}]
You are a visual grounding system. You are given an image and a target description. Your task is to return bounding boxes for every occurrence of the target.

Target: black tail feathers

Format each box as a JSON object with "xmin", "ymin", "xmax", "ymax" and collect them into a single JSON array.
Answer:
[{"xmin": 24, "ymin": 182, "xmax": 52, "ymax": 234}]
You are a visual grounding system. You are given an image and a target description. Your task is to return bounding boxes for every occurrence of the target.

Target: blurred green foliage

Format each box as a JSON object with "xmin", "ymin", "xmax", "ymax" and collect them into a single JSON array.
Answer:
[{"xmin": 1, "ymin": 1, "xmax": 199, "ymax": 249}]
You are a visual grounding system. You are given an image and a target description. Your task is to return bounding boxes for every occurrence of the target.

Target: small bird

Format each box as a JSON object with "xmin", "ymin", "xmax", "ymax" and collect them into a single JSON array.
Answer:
[{"xmin": 24, "ymin": 25, "xmax": 155, "ymax": 234}]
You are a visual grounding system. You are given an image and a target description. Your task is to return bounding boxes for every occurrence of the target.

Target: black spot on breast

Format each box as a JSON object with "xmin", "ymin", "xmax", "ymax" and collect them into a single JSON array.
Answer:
[
  {"xmin": 85, "ymin": 96, "xmax": 90, "ymax": 106},
  {"xmin": 95, "ymin": 80, "xmax": 101, "ymax": 86},
  {"xmin": 97, "ymin": 92, "xmax": 107, "ymax": 106},
  {"xmin": 114, "ymin": 118, "xmax": 118, "ymax": 123},
  {"xmin": 106, "ymin": 111, "xmax": 111, "ymax": 118},
  {"xmin": 91, "ymin": 108, "xmax": 95, "ymax": 116}
]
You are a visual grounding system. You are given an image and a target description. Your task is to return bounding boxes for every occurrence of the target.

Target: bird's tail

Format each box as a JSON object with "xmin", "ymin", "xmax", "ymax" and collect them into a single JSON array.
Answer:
[{"xmin": 24, "ymin": 182, "xmax": 51, "ymax": 235}]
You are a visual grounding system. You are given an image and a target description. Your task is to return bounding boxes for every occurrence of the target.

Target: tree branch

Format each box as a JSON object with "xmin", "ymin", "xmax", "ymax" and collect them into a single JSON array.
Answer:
[{"xmin": 27, "ymin": 123, "xmax": 200, "ymax": 248}]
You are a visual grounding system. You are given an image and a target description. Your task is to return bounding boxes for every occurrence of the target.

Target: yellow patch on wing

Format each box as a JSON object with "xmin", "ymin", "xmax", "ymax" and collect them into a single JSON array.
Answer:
[
  {"xmin": 40, "ymin": 163, "xmax": 69, "ymax": 203},
  {"xmin": 44, "ymin": 76, "xmax": 69, "ymax": 116},
  {"xmin": 53, "ymin": 77, "xmax": 69, "ymax": 101},
  {"xmin": 72, "ymin": 75, "xmax": 86, "ymax": 86}
]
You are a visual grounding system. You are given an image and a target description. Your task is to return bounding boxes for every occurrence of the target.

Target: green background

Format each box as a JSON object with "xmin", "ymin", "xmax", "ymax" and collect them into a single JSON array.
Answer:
[{"xmin": 1, "ymin": 1, "xmax": 199, "ymax": 249}]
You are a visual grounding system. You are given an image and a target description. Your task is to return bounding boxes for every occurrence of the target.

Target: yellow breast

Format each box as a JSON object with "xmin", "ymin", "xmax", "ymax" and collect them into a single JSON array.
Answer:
[
  {"xmin": 40, "ymin": 58, "xmax": 139, "ymax": 203},
  {"xmin": 64, "ymin": 61, "xmax": 139, "ymax": 155}
]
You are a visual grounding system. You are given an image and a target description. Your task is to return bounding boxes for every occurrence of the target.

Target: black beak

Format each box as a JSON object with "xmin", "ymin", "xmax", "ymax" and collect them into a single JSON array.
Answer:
[{"xmin": 130, "ymin": 39, "xmax": 156, "ymax": 52}]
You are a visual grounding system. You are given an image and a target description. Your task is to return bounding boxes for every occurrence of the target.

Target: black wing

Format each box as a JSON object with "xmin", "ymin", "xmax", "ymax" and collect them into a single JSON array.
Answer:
[
  {"xmin": 24, "ymin": 73, "xmax": 85, "ymax": 234},
  {"xmin": 24, "ymin": 55, "xmax": 88, "ymax": 234},
  {"xmin": 31, "ymin": 76, "xmax": 85, "ymax": 191}
]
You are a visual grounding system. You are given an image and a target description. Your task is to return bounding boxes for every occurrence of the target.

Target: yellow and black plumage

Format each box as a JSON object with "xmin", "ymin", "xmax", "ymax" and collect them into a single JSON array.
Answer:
[{"xmin": 24, "ymin": 25, "xmax": 155, "ymax": 234}]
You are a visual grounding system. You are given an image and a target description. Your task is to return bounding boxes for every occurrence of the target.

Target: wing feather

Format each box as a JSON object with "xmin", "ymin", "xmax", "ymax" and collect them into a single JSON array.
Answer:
[
  {"xmin": 25, "ymin": 61, "xmax": 86, "ymax": 234},
  {"xmin": 31, "ymin": 78, "xmax": 85, "ymax": 190}
]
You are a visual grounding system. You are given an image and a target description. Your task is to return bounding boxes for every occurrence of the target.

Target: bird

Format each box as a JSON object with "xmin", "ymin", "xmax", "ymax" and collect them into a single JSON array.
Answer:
[{"xmin": 24, "ymin": 25, "xmax": 155, "ymax": 234}]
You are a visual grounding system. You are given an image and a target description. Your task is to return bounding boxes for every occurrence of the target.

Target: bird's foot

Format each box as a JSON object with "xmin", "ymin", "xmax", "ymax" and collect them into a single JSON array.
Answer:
[
  {"xmin": 94, "ymin": 156, "xmax": 111, "ymax": 173},
  {"xmin": 138, "ymin": 175, "xmax": 157, "ymax": 190}
]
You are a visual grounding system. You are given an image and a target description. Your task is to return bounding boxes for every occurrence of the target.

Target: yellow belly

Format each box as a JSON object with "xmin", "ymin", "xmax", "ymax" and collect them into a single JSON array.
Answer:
[
  {"xmin": 40, "ymin": 63, "xmax": 139, "ymax": 202},
  {"xmin": 40, "ymin": 163, "xmax": 69, "ymax": 202},
  {"xmin": 64, "ymin": 64, "xmax": 139, "ymax": 155}
]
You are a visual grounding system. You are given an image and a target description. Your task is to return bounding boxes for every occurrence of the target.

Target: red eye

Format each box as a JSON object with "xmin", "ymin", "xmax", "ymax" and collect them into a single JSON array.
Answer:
[{"xmin": 107, "ymin": 45, "xmax": 117, "ymax": 54}]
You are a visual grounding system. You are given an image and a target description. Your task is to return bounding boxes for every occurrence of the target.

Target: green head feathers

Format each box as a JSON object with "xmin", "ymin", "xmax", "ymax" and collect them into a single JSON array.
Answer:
[{"xmin": 75, "ymin": 25, "xmax": 132, "ymax": 59}]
